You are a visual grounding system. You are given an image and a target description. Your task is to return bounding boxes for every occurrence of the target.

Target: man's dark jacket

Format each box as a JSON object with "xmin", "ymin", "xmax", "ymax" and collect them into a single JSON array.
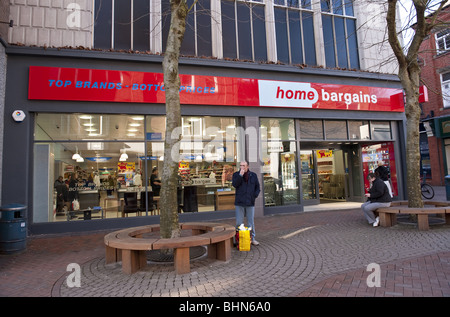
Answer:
[
  {"xmin": 368, "ymin": 177, "xmax": 392, "ymax": 203},
  {"xmin": 232, "ymin": 170, "xmax": 261, "ymax": 207}
]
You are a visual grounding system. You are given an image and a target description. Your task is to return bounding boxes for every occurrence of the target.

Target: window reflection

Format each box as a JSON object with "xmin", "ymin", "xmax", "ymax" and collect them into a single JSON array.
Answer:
[
  {"xmin": 371, "ymin": 121, "xmax": 392, "ymax": 140},
  {"xmin": 299, "ymin": 120, "xmax": 323, "ymax": 139},
  {"xmin": 348, "ymin": 120, "xmax": 369, "ymax": 140},
  {"xmin": 260, "ymin": 118, "xmax": 295, "ymax": 140},
  {"xmin": 35, "ymin": 113, "xmax": 145, "ymax": 140},
  {"xmin": 324, "ymin": 120, "xmax": 347, "ymax": 139}
]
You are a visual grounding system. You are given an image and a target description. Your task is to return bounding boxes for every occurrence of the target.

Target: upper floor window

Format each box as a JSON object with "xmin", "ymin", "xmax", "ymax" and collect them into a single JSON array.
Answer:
[
  {"xmin": 274, "ymin": 0, "xmax": 312, "ymax": 10},
  {"xmin": 93, "ymin": 0, "xmax": 213, "ymax": 57},
  {"xmin": 221, "ymin": 0, "xmax": 267, "ymax": 62},
  {"xmin": 436, "ymin": 29, "xmax": 450, "ymax": 55},
  {"xmin": 162, "ymin": 0, "xmax": 213, "ymax": 57},
  {"xmin": 94, "ymin": 0, "xmax": 151, "ymax": 51},
  {"xmin": 441, "ymin": 72, "xmax": 450, "ymax": 108},
  {"xmin": 273, "ymin": 0, "xmax": 316, "ymax": 65},
  {"xmin": 321, "ymin": 0, "xmax": 359, "ymax": 69}
]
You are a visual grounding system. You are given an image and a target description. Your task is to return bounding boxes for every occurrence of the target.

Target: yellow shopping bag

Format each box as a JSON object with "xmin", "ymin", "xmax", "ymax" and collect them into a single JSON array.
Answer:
[{"xmin": 238, "ymin": 227, "xmax": 251, "ymax": 251}]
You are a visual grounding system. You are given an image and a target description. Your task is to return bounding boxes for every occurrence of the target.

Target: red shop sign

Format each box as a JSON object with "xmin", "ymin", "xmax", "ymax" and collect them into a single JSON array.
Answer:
[{"xmin": 28, "ymin": 66, "xmax": 404, "ymax": 112}]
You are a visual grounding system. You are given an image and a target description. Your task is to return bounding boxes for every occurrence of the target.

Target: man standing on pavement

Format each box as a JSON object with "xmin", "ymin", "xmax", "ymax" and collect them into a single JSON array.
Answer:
[
  {"xmin": 232, "ymin": 160, "xmax": 261, "ymax": 245},
  {"xmin": 361, "ymin": 173, "xmax": 392, "ymax": 227}
]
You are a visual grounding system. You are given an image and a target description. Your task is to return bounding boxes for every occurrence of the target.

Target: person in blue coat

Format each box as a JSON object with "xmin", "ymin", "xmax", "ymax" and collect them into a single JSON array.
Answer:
[{"xmin": 232, "ymin": 160, "xmax": 261, "ymax": 245}]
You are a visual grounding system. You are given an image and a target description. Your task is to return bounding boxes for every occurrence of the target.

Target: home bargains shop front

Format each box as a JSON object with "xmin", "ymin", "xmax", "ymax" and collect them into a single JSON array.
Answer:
[{"xmin": 3, "ymin": 52, "xmax": 406, "ymax": 235}]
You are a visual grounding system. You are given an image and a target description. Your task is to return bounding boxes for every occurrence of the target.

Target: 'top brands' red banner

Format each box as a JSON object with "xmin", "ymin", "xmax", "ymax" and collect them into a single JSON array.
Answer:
[{"xmin": 28, "ymin": 66, "xmax": 404, "ymax": 112}]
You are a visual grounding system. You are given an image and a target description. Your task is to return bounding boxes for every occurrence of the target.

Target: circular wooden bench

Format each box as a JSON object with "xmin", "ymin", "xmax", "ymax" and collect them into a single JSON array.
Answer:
[
  {"xmin": 377, "ymin": 200, "xmax": 450, "ymax": 231},
  {"xmin": 104, "ymin": 222, "xmax": 235, "ymax": 275}
]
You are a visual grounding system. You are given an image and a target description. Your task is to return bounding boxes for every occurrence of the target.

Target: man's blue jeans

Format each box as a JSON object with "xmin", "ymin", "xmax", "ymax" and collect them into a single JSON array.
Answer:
[{"xmin": 235, "ymin": 205, "xmax": 255, "ymax": 240}]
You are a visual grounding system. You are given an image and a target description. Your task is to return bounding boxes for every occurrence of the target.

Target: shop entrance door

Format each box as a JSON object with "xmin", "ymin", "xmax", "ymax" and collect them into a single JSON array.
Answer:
[
  {"xmin": 316, "ymin": 148, "xmax": 346, "ymax": 202},
  {"xmin": 343, "ymin": 144, "xmax": 364, "ymax": 202},
  {"xmin": 300, "ymin": 143, "xmax": 364, "ymax": 205}
]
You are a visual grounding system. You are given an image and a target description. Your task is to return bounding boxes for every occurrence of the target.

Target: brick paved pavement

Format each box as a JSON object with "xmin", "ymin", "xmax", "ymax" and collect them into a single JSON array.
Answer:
[{"xmin": 0, "ymin": 190, "xmax": 449, "ymax": 298}]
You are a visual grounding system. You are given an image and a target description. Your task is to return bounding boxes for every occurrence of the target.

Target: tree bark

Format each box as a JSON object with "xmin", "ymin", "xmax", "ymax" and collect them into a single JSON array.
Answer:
[{"xmin": 160, "ymin": 0, "xmax": 188, "ymax": 239}]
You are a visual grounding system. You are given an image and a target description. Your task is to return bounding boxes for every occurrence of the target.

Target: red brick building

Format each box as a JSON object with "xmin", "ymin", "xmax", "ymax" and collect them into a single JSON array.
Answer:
[{"xmin": 419, "ymin": 4, "xmax": 450, "ymax": 186}]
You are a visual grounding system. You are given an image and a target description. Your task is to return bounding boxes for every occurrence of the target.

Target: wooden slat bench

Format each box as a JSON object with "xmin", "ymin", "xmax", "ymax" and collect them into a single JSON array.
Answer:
[
  {"xmin": 377, "ymin": 201, "xmax": 450, "ymax": 231},
  {"xmin": 104, "ymin": 222, "xmax": 235, "ymax": 275}
]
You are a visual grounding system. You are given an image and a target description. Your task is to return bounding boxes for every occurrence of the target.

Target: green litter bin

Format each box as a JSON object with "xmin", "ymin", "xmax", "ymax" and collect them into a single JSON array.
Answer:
[{"xmin": 0, "ymin": 204, "xmax": 27, "ymax": 254}]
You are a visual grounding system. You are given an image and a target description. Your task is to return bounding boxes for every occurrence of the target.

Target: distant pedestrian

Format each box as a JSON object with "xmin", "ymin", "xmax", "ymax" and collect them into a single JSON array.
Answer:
[
  {"xmin": 232, "ymin": 160, "xmax": 261, "ymax": 245},
  {"xmin": 361, "ymin": 173, "xmax": 392, "ymax": 227}
]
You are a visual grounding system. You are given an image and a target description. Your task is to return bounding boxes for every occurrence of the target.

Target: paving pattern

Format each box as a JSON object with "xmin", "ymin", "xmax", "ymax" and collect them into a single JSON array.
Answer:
[
  {"xmin": 56, "ymin": 216, "xmax": 450, "ymax": 297},
  {"xmin": 1, "ymin": 203, "xmax": 449, "ymax": 297}
]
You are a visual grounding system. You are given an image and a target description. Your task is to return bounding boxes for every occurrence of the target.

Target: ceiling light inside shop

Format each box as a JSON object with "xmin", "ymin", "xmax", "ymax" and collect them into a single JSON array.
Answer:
[
  {"xmin": 132, "ymin": 116, "xmax": 144, "ymax": 121},
  {"xmin": 80, "ymin": 115, "xmax": 92, "ymax": 119},
  {"xmin": 76, "ymin": 156, "xmax": 84, "ymax": 162},
  {"xmin": 72, "ymin": 146, "xmax": 81, "ymax": 160},
  {"xmin": 83, "ymin": 123, "xmax": 94, "ymax": 126},
  {"xmin": 129, "ymin": 123, "xmax": 141, "ymax": 127},
  {"xmin": 85, "ymin": 128, "xmax": 97, "ymax": 132},
  {"xmin": 127, "ymin": 133, "xmax": 136, "ymax": 137},
  {"xmin": 127, "ymin": 128, "xmax": 138, "ymax": 132}
]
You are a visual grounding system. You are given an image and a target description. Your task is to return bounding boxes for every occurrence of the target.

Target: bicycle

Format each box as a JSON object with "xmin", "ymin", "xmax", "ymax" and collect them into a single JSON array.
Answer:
[{"xmin": 421, "ymin": 172, "xmax": 435, "ymax": 199}]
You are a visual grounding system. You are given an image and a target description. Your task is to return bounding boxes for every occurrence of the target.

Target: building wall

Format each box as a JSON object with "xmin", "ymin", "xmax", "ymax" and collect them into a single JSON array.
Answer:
[
  {"xmin": 8, "ymin": 0, "xmax": 92, "ymax": 48},
  {"xmin": 6, "ymin": 0, "xmax": 400, "ymax": 74},
  {"xmin": 419, "ymin": 6, "xmax": 450, "ymax": 185}
]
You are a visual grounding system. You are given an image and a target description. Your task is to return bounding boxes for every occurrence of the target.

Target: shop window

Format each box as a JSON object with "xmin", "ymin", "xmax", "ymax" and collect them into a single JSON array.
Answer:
[
  {"xmin": 348, "ymin": 120, "xmax": 370, "ymax": 140},
  {"xmin": 33, "ymin": 140, "xmax": 148, "ymax": 223},
  {"xmin": 362, "ymin": 142, "xmax": 397, "ymax": 197},
  {"xmin": 299, "ymin": 120, "xmax": 324, "ymax": 139},
  {"xmin": 146, "ymin": 116, "xmax": 241, "ymax": 213},
  {"xmin": 146, "ymin": 116, "xmax": 166, "ymax": 140},
  {"xmin": 34, "ymin": 114, "xmax": 241, "ymax": 223},
  {"xmin": 370, "ymin": 121, "xmax": 391, "ymax": 140},
  {"xmin": 261, "ymin": 118, "xmax": 299, "ymax": 207},
  {"xmin": 35, "ymin": 113, "xmax": 145, "ymax": 141},
  {"xmin": 221, "ymin": 0, "xmax": 267, "ymax": 62},
  {"xmin": 321, "ymin": 0, "xmax": 359, "ymax": 69},
  {"xmin": 260, "ymin": 118, "xmax": 296, "ymax": 140},
  {"xmin": 299, "ymin": 119, "xmax": 391, "ymax": 141},
  {"xmin": 324, "ymin": 120, "xmax": 347, "ymax": 139},
  {"xmin": 274, "ymin": 2, "xmax": 316, "ymax": 65},
  {"xmin": 300, "ymin": 150, "xmax": 316, "ymax": 200}
]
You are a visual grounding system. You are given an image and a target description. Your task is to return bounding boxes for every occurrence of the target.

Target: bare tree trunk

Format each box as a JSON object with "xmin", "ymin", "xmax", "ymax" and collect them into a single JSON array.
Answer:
[
  {"xmin": 160, "ymin": 0, "xmax": 188, "ymax": 239},
  {"xmin": 386, "ymin": 0, "xmax": 446, "ymax": 208}
]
